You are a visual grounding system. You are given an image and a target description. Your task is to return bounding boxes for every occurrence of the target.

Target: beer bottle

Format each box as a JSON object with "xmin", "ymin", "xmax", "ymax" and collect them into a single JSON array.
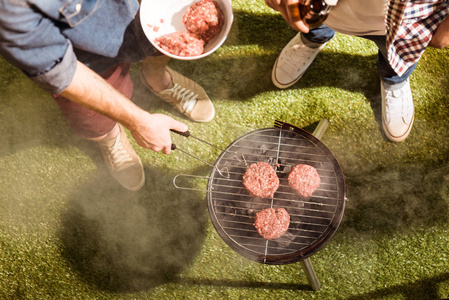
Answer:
[{"xmin": 298, "ymin": 0, "xmax": 336, "ymax": 28}]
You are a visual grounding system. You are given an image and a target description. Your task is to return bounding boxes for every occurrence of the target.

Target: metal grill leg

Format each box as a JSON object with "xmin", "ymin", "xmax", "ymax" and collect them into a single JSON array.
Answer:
[
  {"xmin": 300, "ymin": 258, "xmax": 321, "ymax": 291},
  {"xmin": 312, "ymin": 118, "xmax": 329, "ymax": 140}
]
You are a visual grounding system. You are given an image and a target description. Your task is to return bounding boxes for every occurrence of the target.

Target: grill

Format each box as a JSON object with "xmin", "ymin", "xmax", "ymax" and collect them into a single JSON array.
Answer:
[
  {"xmin": 174, "ymin": 119, "xmax": 346, "ymax": 290},
  {"xmin": 207, "ymin": 120, "xmax": 345, "ymax": 263}
]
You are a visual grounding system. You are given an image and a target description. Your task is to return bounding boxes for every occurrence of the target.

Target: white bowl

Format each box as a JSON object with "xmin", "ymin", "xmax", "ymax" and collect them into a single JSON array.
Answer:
[{"xmin": 140, "ymin": 0, "xmax": 233, "ymax": 60}]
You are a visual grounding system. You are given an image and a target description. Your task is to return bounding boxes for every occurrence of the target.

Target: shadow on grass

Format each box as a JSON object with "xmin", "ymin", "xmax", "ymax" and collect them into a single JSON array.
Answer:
[
  {"xmin": 340, "ymin": 163, "xmax": 449, "ymax": 235},
  {"xmin": 0, "ymin": 58, "xmax": 72, "ymax": 157},
  {"xmin": 163, "ymin": 46, "xmax": 380, "ymax": 102},
  {"xmin": 59, "ymin": 165, "xmax": 208, "ymax": 293},
  {"xmin": 346, "ymin": 272, "xmax": 449, "ymax": 300},
  {"xmin": 176, "ymin": 277, "xmax": 311, "ymax": 291}
]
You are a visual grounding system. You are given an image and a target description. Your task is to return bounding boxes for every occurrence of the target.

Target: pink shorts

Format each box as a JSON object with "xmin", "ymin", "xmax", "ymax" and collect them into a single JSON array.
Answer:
[{"xmin": 52, "ymin": 62, "xmax": 134, "ymax": 139}]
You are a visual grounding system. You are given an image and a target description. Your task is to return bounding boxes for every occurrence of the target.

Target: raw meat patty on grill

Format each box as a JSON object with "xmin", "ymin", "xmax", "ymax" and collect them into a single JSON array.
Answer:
[
  {"xmin": 242, "ymin": 162, "xmax": 279, "ymax": 198},
  {"xmin": 254, "ymin": 208, "xmax": 290, "ymax": 240},
  {"xmin": 288, "ymin": 164, "xmax": 321, "ymax": 198},
  {"xmin": 155, "ymin": 32, "xmax": 204, "ymax": 57},
  {"xmin": 182, "ymin": 0, "xmax": 225, "ymax": 42}
]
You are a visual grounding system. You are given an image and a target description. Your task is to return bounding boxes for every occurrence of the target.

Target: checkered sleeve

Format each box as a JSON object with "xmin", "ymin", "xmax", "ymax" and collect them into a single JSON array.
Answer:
[{"xmin": 386, "ymin": 0, "xmax": 449, "ymax": 76}]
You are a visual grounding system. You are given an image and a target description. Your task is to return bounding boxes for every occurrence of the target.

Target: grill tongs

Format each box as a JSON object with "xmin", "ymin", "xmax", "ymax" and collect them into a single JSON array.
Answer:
[{"xmin": 170, "ymin": 129, "xmax": 230, "ymax": 178}]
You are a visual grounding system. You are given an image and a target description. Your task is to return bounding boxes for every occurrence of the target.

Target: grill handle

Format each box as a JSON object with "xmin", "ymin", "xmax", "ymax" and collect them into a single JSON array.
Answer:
[
  {"xmin": 274, "ymin": 118, "xmax": 329, "ymax": 140},
  {"xmin": 173, "ymin": 174, "xmax": 209, "ymax": 191}
]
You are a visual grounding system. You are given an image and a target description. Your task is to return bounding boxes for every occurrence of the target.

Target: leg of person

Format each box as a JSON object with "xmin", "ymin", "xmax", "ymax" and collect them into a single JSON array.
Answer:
[
  {"xmin": 272, "ymin": 25, "xmax": 336, "ymax": 89},
  {"xmin": 367, "ymin": 36, "xmax": 415, "ymax": 142},
  {"xmin": 139, "ymin": 54, "xmax": 215, "ymax": 123},
  {"xmin": 53, "ymin": 63, "xmax": 145, "ymax": 191},
  {"xmin": 379, "ymin": 56, "xmax": 415, "ymax": 142}
]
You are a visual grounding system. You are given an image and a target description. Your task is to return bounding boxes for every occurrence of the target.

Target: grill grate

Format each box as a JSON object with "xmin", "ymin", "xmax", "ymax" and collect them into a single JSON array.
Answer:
[{"xmin": 207, "ymin": 127, "xmax": 345, "ymax": 264}]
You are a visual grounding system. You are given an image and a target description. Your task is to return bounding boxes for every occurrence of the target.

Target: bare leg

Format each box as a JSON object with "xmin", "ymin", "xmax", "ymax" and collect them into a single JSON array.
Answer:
[
  {"xmin": 88, "ymin": 123, "xmax": 120, "ymax": 141},
  {"xmin": 140, "ymin": 55, "xmax": 172, "ymax": 92}
]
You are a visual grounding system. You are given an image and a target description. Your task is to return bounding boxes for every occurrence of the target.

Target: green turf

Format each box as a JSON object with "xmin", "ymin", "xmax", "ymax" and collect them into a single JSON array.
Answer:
[{"xmin": 1, "ymin": 2, "xmax": 449, "ymax": 299}]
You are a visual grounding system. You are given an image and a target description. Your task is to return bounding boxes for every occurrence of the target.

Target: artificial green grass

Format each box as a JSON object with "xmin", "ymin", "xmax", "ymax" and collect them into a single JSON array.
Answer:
[{"xmin": 1, "ymin": 2, "xmax": 449, "ymax": 299}]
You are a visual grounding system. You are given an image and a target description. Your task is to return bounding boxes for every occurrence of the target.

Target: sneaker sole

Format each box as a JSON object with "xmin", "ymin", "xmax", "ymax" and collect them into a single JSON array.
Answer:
[
  {"xmin": 125, "ymin": 173, "xmax": 145, "ymax": 191},
  {"xmin": 271, "ymin": 38, "xmax": 326, "ymax": 89},
  {"xmin": 382, "ymin": 113, "xmax": 414, "ymax": 143},
  {"xmin": 271, "ymin": 54, "xmax": 307, "ymax": 89}
]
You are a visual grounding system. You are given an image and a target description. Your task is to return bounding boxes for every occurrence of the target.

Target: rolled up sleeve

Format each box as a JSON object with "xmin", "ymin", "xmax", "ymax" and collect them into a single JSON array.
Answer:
[
  {"xmin": 0, "ymin": 2, "xmax": 77, "ymax": 94},
  {"xmin": 31, "ymin": 41, "xmax": 77, "ymax": 94}
]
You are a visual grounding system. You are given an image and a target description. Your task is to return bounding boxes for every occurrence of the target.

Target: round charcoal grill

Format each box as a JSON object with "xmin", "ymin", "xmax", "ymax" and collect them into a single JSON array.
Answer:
[{"xmin": 206, "ymin": 121, "xmax": 345, "ymax": 265}]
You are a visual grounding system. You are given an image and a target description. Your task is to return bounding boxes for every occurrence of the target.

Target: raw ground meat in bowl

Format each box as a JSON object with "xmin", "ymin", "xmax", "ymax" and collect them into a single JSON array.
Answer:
[
  {"xmin": 183, "ymin": 0, "xmax": 224, "ymax": 42},
  {"xmin": 155, "ymin": 32, "xmax": 205, "ymax": 57},
  {"xmin": 140, "ymin": 0, "xmax": 233, "ymax": 60}
]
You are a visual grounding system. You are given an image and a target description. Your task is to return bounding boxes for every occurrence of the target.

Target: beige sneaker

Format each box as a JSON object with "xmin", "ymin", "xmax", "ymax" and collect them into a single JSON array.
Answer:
[
  {"xmin": 98, "ymin": 125, "xmax": 145, "ymax": 191},
  {"xmin": 140, "ymin": 67, "xmax": 215, "ymax": 122}
]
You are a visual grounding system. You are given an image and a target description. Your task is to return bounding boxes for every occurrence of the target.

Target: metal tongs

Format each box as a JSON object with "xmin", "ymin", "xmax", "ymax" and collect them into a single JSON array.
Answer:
[{"xmin": 170, "ymin": 129, "xmax": 230, "ymax": 178}]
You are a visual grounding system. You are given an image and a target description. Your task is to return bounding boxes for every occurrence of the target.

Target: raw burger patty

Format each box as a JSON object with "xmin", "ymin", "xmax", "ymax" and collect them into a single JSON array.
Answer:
[
  {"xmin": 288, "ymin": 164, "xmax": 321, "ymax": 198},
  {"xmin": 254, "ymin": 208, "xmax": 290, "ymax": 240},
  {"xmin": 155, "ymin": 32, "xmax": 204, "ymax": 57},
  {"xmin": 182, "ymin": 0, "xmax": 224, "ymax": 42},
  {"xmin": 243, "ymin": 162, "xmax": 279, "ymax": 198}
]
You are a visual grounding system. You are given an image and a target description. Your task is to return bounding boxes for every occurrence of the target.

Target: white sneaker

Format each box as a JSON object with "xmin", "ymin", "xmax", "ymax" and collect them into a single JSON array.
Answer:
[
  {"xmin": 381, "ymin": 79, "xmax": 414, "ymax": 142},
  {"xmin": 272, "ymin": 32, "xmax": 327, "ymax": 89}
]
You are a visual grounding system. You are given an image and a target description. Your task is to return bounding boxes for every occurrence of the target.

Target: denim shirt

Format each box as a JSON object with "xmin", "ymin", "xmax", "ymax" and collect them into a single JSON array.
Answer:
[{"xmin": 0, "ymin": 0, "xmax": 156, "ymax": 94}]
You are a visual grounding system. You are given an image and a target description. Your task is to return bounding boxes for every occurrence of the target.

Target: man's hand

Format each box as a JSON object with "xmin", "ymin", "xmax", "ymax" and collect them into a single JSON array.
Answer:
[
  {"xmin": 60, "ymin": 60, "xmax": 188, "ymax": 155},
  {"xmin": 129, "ymin": 112, "xmax": 188, "ymax": 154},
  {"xmin": 429, "ymin": 16, "xmax": 449, "ymax": 48},
  {"xmin": 264, "ymin": 0, "xmax": 310, "ymax": 32}
]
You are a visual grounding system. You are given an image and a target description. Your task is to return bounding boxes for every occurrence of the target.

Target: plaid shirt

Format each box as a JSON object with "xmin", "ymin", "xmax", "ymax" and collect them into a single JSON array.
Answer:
[{"xmin": 386, "ymin": 0, "xmax": 449, "ymax": 76}]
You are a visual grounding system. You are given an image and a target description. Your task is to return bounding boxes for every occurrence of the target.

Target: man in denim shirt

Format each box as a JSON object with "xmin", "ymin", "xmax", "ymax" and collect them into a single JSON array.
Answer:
[{"xmin": 0, "ymin": 0, "xmax": 215, "ymax": 191}]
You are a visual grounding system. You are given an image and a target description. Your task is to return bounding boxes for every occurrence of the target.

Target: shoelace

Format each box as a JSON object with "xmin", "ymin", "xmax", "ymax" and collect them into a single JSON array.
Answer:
[
  {"xmin": 384, "ymin": 89, "xmax": 412, "ymax": 122},
  {"xmin": 108, "ymin": 133, "xmax": 135, "ymax": 171},
  {"xmin": 279, "ymin": 43, "xmax": 319, "ymax": 75},
  {"xmin": 162, "ymin": 83, "xmax": 198, "ymax": 114}
]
